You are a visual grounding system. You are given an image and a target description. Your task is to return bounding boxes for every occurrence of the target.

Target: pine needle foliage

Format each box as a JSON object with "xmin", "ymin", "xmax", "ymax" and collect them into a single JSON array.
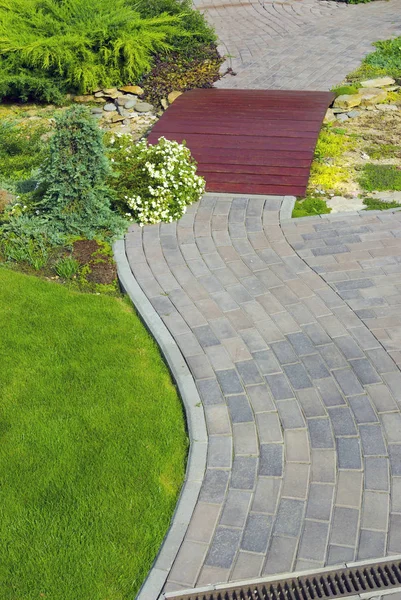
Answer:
[
  {"xmin": 0, "ymin": 0, "xmax": 187, "ymax": 100},
  {"xmin": 35, "ymin": 105, "xmax": 127, "ymax": 239}
]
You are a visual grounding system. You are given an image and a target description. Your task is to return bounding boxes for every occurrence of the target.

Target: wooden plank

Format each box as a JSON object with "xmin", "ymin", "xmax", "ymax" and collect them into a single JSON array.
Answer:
[{"xmin": 147, "ymin": 88, "xmax": 333, "ymax": 196}]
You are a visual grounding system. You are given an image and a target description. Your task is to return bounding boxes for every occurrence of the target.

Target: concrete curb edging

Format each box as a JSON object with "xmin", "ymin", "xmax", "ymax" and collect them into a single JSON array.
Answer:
[
  {"xmin": 279, "ymin": 195, "xmax": 297, "ymax": 222},
  {"xmin": 113, "ymin": 239, "xmax": 208, "ymax": 600}
]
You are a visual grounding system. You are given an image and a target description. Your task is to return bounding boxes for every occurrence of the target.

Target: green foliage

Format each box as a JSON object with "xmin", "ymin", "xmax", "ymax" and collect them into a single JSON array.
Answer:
[
  {"xmin": 0, "ymin": 215, "xmax": 55, "ymax": 269},
  {"xmin": 346, "ymin": 36, "xmax": 401, "ymax": 82},
  {"xmin": 314, "ymin": 127, "xmax": 355, "ymax": 161},
  {"xmin": 359, "ymin": 164, "xmax": 401, "ymax": 192},
  {"xmin": 331, "ymin": 84, "xmax": 360, "ymax": 97},
  {"xmin": 0, "ymin": 267, "xmax": 187, "ymax": 598},
  {"xmin": 35, "ymin": 105, "xmax": 127, "ymax": 239},
  {"xmin": 55, "ymin": 256, "xmax": 80, "ymax": 279},
  {"xmin": 0, "ymin": 119, "xmax": 48, "ymax": 182},
  {"xmin": 140, "ymin": 45, "xmax": 223, "ymax": 103},
  {"xmin": 366, "ymin": 143, "xmax": 401, "ymax": 160},
  {"xmin": 0, "ymin": 72, "xmax": 66, "ymax": 104},
  {"xmin": 292, "ymin": 197, "xmax": 331, "ymax": 218},
  {"xmin": 107, "ymin": 134, "xmax": 205, "ymax": 225},
  {"xmin": 363, "ymin": 197, "xmax": 401, "ymax": 210},
  {"xmin": 0, "ymin": 0, "xmax": 189, "ymax": 101}
]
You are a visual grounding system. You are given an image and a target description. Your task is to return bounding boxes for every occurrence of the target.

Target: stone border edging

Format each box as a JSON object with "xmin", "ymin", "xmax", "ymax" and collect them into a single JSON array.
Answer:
[
  {"xmin": 113, "ymin": 239, "xmax": 208, "ymax": 600},
  {"xmin": 279, "ymin": 195, "xmax": 296, "ymax": 222},
  {"xmin": 279, "ymin": 196, "xmax": 401, "ymax": 223}
]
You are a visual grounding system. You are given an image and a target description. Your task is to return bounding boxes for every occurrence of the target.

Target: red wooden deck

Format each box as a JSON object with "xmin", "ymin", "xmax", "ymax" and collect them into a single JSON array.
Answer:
[{"xmin": 147, "ymin": 89, "xmax": 335, "ymax": 196}]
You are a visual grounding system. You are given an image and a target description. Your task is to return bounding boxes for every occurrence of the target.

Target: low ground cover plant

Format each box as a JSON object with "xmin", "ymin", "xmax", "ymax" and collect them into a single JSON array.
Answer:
[
  {"xmin": 107, "ymin": 134, "xmax": 205, "ymax": 225},
  {"xmin": 359, "ymin": 164, "xmax": 401, "ymax": 192}
]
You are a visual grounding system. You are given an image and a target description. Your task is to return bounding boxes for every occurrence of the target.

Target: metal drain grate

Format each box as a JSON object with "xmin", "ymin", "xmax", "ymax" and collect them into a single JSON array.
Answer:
[{"xmin": 164, "ymin": 558, "xmax": 401, "ymax": 600}]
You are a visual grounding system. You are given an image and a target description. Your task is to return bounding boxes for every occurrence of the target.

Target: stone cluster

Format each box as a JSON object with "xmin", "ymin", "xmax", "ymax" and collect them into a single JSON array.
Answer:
[{"xmin": 325, "ymin": 77, "xmax": 399, "ymax": 124}]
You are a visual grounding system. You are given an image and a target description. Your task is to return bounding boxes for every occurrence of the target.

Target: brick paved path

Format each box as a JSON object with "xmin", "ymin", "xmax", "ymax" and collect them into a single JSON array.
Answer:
[
  {"xmin": 125, "ymin": 195, "xmax": 401, "ymax": 593},
  {"xmin": 195, "ymin": 0, "xmax": 401, "ymax": 90}
]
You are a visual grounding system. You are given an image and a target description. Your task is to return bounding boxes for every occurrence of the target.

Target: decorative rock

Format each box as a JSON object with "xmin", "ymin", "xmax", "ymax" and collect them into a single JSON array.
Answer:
[
  {"xmin": 103, "ymin": 103, "xmax": 117, "ymax": 112},
  {"xmin": 376, "ymin": 104, "xmax": 398, "ymax": 111},
  {"xmin": 119, "ymin": 85, "xmax": 144, "ymax": 95},
  {"xmin": 74, "ymin": 95, "xmax": 95, "ymax": 102},
  {"xmin": 134, "ymin": 102, "xmax": 154, "ymax": 113},
  {"xmin": 112, "ymin": 114, "xmax": 125, "ymax": 123},
  {"xmin": 336, "ymin": 113, "xmax": 349, "ymax": 122},
  {"xmin": 371, "ymin": 190, "xmax": 401, "ymax": 203},
  {"xmin": 94, "ymin": 97, "xmax": 106, "ymax": 103},
  {"xmin": 327, "ymin": 195, "xmax": 365, "ymax": 213},
  {"xmin": 124, "ymin": 99, "xmax": 137, "ymax": 109},
  {"xmin": 117, "ymin": 106, "xmax": 131, "ymax": 117},
  {"xmin": 161, "ymin": 98, "xmax": 169, "ymax": 110},
  {"xmin": 360, "ymin": 77, "xmax": 395, "ymax": 88},
  {"xmin": 324, "ymin": 108, "xmax": 336, "ymax": 123},
  {"xmin": 358, "ymin": 87, "xmax": 387, "ymax": 106},
  {"xmin": 333, "ymin": 94, "xmax": 361, "ymax": 109},
  {"xmin": 94, "ymin": 91, "xmax": 106, "ymax": 97},
  {"xmin": 91, "ymin": 108, "xmax": 104, "ymax": 114},
  {"xmin": 386, "ymin": 85, "xmax": 400, "ymax": 92},
  {"xmin": 102, "ymin": 88, "xmax": 118, "ymax": 95},
  {"xmin": 347, "ymin": 110, "xmax": 361, "ymax": 118},
  {"xmin": 168, "ymin": 90, "xmax": 183, "ymax": 104}
]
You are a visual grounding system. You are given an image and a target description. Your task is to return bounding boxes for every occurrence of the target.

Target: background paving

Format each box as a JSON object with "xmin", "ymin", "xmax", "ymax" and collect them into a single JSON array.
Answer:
[
  {"xmin": 125, "ymin": 195, "xmax": 401, "ymax": 593},
  {"xmin": 195, "ymin": 0, "xmax": 401, "ymax": 90}
]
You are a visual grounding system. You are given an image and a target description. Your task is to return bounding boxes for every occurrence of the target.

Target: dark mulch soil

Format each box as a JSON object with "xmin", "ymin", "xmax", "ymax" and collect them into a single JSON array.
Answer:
[{"xmin": 72, "ymin": 239, "xmax": 117, "ymax": 285}]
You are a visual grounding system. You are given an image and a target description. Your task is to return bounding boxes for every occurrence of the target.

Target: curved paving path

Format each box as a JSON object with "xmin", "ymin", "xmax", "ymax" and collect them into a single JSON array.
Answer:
[
  {"xmin": 125, "ymin": 195, "xmax": 401, "ymax": 594},
  {"xmin": 196, "ymin": 0, "xmax": 401, "ymax": 90}
]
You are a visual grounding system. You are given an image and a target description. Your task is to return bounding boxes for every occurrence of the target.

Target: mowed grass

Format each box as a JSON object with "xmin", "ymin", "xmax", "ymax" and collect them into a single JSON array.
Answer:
[{"xmin": 0, "ymin": 268, "xmax": 188, "ymax": 600}]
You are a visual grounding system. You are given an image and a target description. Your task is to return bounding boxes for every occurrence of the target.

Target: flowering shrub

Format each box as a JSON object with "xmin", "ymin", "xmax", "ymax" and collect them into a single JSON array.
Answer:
[{"xmin": 107, "ymin": 135, "xmax": 205, "ymax": 226}]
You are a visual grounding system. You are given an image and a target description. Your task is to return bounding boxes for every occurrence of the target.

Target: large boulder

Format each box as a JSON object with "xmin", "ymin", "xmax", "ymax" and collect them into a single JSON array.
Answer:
[
  {"xmin": 360, "ymin": 77, "xmax": 395, "ymax": 88},
  {"xmin": 333, "ymin": 94, "xmax": 362, "ymax": 109},
  {"xmin": 358, "ymin": 87, "xmax": 387, "ymax": 106}
]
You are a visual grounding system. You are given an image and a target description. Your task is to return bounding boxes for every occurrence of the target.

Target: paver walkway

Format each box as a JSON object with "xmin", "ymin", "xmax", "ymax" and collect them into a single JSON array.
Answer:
[
  {"xmin": 125, "ymin": 195, "xmax": 401, "ymax": 594},
  {"xmin": 196, "ymin": 0, "xmax": 401, "ymax": 90}
]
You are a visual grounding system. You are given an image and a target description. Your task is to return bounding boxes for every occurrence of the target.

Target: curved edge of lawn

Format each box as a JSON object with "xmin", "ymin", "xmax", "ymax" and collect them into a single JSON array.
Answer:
[{"xmin": 113, "ymin": 239, "xmax": 208, "ymax": 600}]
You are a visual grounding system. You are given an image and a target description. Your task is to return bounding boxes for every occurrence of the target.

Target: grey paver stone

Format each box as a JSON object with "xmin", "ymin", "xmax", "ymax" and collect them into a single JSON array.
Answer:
[
  {"xmin": 303, "ymin": 323, "xmax": 332, "ymax": 345},
  {"xmin": 330, "ymin": 507, "xmax": 359, "ymax": 547},
  {"xmin": 381, "ymin": 413, "xmax": 401, "ymax": 443},
  {"xmin": 205, "ymin": 527, "xmax": 241, "ymax": 569},
  {"xmin": 227, "ymin": 394, "xmax": 254, "ymax": 423},
  {"xmin": 336, "ymin": 471, "xmax": 363, "ymax": 508},
  {"xmin": 240, "ymin": 328, "xmax": 268, "ymax": 353},
  {"xmin": 335, "ymin": 336, "xmax": 365, "ymax": 360},
  {"xmin": 296, "ymin": 388, "xmax": 327, "ymax": 417},
  {"xmin": 274, "ymin": 498, "xmax": 305, "ymax": 537},
  {"xmin": 308, "ymin": 418, "xmax": 334, "ymax": 449},
  {"xmin": 265, "ymin": 373, "xmax": 294, "ymax": 400},
  {"xmin": 208, "ymin": 436, "xmax": 232, "ymax": 469},
  {"xmin": 256, "ymin": 412, "xmax": 283, "ymax": 443},
  {"xmin": 236, "ymin": 360, "xmax": 264, "ymax": 385},
  {"xmin": 361, "ymin": 491, "xmax": 389, "ymax": 531},
  {"xmin": 389, "ymin": 514, "xmax": 401, "ymax": 553},
  {"xmin": 209, "ymin": 317, "xmax": 237, "ymax": 341},
  {"xmin": 327, "ymin": 406, "xmax": 357, "ymax": 436},
  {"xmin": 366, "ymin": 348, "xmax": 398, "ymax": 374},
  {"xmin": 262, "ymin": 536, "xmax": 297, "ymax": 575},
  {"xmin": 284, "ymin": 363, "xmax": 313, "ymax": 390},
  {"xmin": 231, "ymin": 456, "xmax": 258, "ymax": 490},
  {"xmin": 168, "ymin": 540, "xmax": 207, "ymax": 587},
  {"xmin": 349, "ymin": 358, "xmax": 382, "ymax": 385},
  {"xmin": 252, "ymin": 350, "xmax": 281, "ymax": 375},
  {"xmin": 315, "ymin": 378, "xmax": 345, "ymax": 407},
  {"xmin": 220, "ymin": 489, "xmax": 252, "ymax": 527},
  {"xmin": 311, "ymin": 449, "xmax": 336, "ymax": 483},
  {"xmin": 231, "ymin": 552, "xmax": 263, "ymax": 581},
  {"xmin": 252, "ymin": 477, "xmax": 281, "ymax": 514},
  {"xmin": 337, "ymin": 437, "xmax": 362, "ymax": 470},
  {"xmin": 246, "ymin": 384, "xmax": 275, "ymax": 413},
  {"xmin": 285, "ymin": 429, "xmax": 310, "ymax": 463},
  {"xmin": 271, "ymin": 340, "xmax": 298, "ymax": 364},
  {"xmin": 193, "ymin": 324, "xmax": 221, "ymax": 348},
  {"xmin": 327, "ymin": 545, "xmax": 355, "ymax": 565},
  {"xmin": 188, "ymin": 354, "xmax": 214, "ymax": 379},
  {"xmin": 366, "ymin": 384, "xmax": 398, "ymax": 413},
  {"xmin": 187, "ymin": 502, "xmax": 221, "ymax": 544},
  {"xmin": 199, "ymin": 469, "xmax": 229, "ymax": 504},
  {"xmin": 282, "ymin": 463, "xmax": 310, "ymax": 499},
  {"xmin": 392, "ymin": 478, "xmax": 401, "ymax": 512},
  {"xmin": 277, "ymin": 399, "xmax": 306, "ymax": 429},
  {"xmin": 197, "ymin": 378, "xmax": 224, "ymax": 406},
  {"xmin": 241, "ymin": 514, "xmax": 273, "ymax": 553},
  {"xmin": 383, "ymin": 372, "xmax": 401, "ymax": 402},
  {"xmin": 364, "ymin": 457, "xmax": 389, "ymax": 491},
  {"xmin": 389, "ymin": 444, "xmax": 401, "ymax": 476},
  {"xmin": 357, "ymin": 529, "xmax": 386, "ymax": 560},
  {"xmin": 333, "ymin": 369, "xmax": 365, "ymax": 397},
  {"xmin": 233, "ymin": 422, "xmax": 258, "ymax": 455},
  {"xmin": 260, "ymin": 444, "xmax": 283, "ymax": 477},
  {"xmin": 360, "ymin": 424, "xmax": 387, "ymax": 456},
  {"xmin": 298, "ymin": 520, "xmax": 329, "ymax": 562},
  {"xmin": 287, "ymin": 332, "xmax": 316, "ymax": 357},
  {"xmin": 319, "ymin": 344, "xmax": 348, "ymax": 370},
  {"xmin": 216, "ymin": 369, "xmax": 244, "ymax": 395},
  {"xmin": 349, "ymin": 395, "xmax": 378, "ymax": 424},
  {"xmin": 306, "ymin": 483, "xmax": 334, "ymax": 521}
]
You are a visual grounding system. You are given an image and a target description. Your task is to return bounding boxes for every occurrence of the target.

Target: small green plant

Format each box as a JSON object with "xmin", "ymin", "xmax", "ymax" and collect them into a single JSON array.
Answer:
[
  {"xmin": 363, "ymin": 197, "xmax": 401, "ymax": 211},
  {"xmin": 0, "ymin": 120, "xmax": 48, "ymax": 183},
  {"xmin": 359, "ymin": 164, "xmax": 401, "ymax": 192},
  {"xmin": 292, "ymin": 197, "xmax": 331, "ymax": 218},
  {"xmin": 107, "ymin": 134, "xmax": 205, "ymax": 225},
  {"xmin": 55, "ymin": 257, "xmax": 80, "ymax": 279},
  {"xmin": 366, "ymin": 144, "xmax": 401, "ymax": 160},
  {"xmin": 331, "ymin": 84, "xmax": 360, "ymax": 97}
]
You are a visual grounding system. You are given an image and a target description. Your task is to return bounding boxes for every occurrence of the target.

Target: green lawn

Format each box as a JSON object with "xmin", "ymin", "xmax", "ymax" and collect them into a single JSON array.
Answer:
[{"xmin": 0, "ymin": 268, "xmax": 187, "ymax": 599}]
